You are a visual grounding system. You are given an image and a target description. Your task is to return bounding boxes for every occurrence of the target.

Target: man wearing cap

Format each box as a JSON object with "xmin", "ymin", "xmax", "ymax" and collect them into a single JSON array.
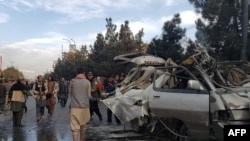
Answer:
[{"xmin": 87, "ymin": 71, "xmax": 102, "ymax": 122}]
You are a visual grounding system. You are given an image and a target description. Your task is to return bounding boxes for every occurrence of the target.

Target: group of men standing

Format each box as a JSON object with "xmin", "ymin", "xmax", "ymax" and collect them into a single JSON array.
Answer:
[
  {"xmin": 0, "ymin": 68, "xmax": 125, "ymax": 141},
  {"xmin": 86, "ymin": 71, "xmax": 124, "ymax": 125},
  {"xmin": 74, "ymin": 70, "xmax": 124, "ymax": 141},
  {"xmin": 87, "ymin": 72, "xmax": 127, "ymax": 125}
]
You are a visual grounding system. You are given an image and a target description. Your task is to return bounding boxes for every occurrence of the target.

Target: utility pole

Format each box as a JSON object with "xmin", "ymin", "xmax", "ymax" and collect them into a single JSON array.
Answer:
[
  {"xmin": 70, "ymin": 38, "xmax": 76, "ymax": 51},
  {"xmin": 62, "ymin": 38, "xmax": 71, "ymax": 45},
  {"xmin": 71, "ymin": 39, "xmax": 76, "ymax": 45},
  {"xmin": 240, "ymin": 0, "xmax": 248, "ymax": 61},
  {"xmin": 62, "ymin": 38, "xmax": 76, "ymax": 52}
]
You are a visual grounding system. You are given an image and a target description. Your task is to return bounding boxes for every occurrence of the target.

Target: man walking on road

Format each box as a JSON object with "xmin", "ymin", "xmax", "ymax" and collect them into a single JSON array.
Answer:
[
  {"xmin": 69, "ymin": 68, "xmax": 92, "ymax": 141},
  {"xmin": 8, "ymin": 77, "xmax": 32, "ymax": 127},
  {"xmin": 32, "ymin": 75, "xmax": 46, "ymax": 121},
  {"xmin": 44, "ymin": 74, "xmax": 58, "ymax": 115},
  {"xmin": 58, "ymin": 77, "xmax": 68, "ymax": 107}
]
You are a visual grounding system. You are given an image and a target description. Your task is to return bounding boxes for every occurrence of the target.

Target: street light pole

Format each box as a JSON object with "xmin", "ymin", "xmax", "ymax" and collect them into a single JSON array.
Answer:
[
  {"xmin": 62, "ymin": 38, "xmax": 71, "ymax": 45},
  {"xmin": 71, "ymin": 39, "xmax": 76, "ymax": 45},
  {"xmin": 63, "ymin": 38, "xmax": 76, "ymax": 52}
]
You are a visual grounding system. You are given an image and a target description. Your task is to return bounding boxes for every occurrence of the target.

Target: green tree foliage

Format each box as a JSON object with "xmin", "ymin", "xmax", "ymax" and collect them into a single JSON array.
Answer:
[
  {"xmin": 183, "ymin": 39, "xmax": 197, "ymax": 59},
  {"xmin": 135, "ymin": 28, "xmax": 144, "ymax": 44},
  {"xmin": 105, "ymin": 17, "xmax": 119, "ymax": 44},
  {"xmin": 53, "ymin": 46, "xmax": 89, "ymax": 80},
  {"xmin": 118, "ymin": 20, "xmax": 145, "ymax": 53},
  {"xmin": 53, "ymin": 16, "xmax": 192, "ymax": 78},
  {"xmin": 240, "ymin": 0, "xmax": 248, "ymax": 61},
  {"xmin": 88, "ymin": 18, "xmax": 145, "ymax": 76},
  {"xmin": 189, "ymin": 0, "xmax": 249, "ymax": 61},
  {"xmin": 90, "ymin": 33, "xmax": 107, "ymax": 63},
  {"xmin": 86, "ymin": 18, "xmax": 118, "ymax": 76},
  {"xmin": 2, "ymin": 67, "xmax": 23, "ymax": 80},
  {"xmin": 147, "ymin": 14, "xmax": 185, "ymax": 63}
]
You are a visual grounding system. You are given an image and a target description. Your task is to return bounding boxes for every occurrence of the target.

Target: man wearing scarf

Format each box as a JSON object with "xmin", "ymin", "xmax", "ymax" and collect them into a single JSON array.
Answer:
[{"xmin": 45, "ymin": 75, "xmax": 58, "ymax": 115}]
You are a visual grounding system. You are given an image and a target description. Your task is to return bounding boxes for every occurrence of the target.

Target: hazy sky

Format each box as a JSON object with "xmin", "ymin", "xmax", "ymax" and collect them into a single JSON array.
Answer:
[{"xmin": 0, "ymin": 0, "xmax": 200, "ymax": 79}]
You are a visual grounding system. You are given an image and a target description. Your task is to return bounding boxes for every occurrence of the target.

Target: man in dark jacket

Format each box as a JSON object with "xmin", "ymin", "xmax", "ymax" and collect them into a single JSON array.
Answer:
[
  {"xmin": 105, "ymin": 75, "xmax": 121, "ymax": 124},
  {"xmin": 8, "ymin": 77, "xmax": 31, "ymax": 127},
  {"xmin": 58, "ymin": 77, "xmax": 68, "ymax": 107},
  {"xmin": 87, "ymin": 72, "xmax": 102, "ymax": 121}
]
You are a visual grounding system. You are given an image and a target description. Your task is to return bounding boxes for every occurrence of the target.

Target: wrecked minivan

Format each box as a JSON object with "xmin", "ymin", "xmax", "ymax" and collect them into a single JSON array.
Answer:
[
  {"xmin": 102, "ymin": 53, "xmax": 166, "ymax": 121},
  {"xmin": 102, "ymin": 49, "xmax": 250, "ymax": 141}
]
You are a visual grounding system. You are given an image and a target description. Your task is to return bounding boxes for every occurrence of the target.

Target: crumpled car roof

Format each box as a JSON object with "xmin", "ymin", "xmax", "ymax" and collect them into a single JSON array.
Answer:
[{"xmin": 113, "ymin": 52, "xmax": 165, "ymax": 66}]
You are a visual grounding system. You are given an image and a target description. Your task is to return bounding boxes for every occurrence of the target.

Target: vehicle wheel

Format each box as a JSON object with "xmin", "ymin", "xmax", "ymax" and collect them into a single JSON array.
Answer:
[
  {"xmin": 179, "ymin": 124, "xmax": 190, "ymax": 141},
  {"xmin": 151, "ymin": 121, "xmax": 167, "ymax": 136},
  {"xmin": 130, "ymin": 118, "xmax": 145, "ymax": 133}
]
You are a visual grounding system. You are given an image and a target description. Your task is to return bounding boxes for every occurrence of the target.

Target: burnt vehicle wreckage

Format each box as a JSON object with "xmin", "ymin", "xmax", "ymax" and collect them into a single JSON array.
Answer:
[{"xmin": 101, "ymin": 44, "xmax": 250, "ymax": 141}]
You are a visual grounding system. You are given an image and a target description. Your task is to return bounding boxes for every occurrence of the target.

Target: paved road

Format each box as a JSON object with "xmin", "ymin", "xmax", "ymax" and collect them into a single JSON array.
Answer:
[{"xmin": 0, "ymin": 97, "xmax": 162, "ymax": 141}]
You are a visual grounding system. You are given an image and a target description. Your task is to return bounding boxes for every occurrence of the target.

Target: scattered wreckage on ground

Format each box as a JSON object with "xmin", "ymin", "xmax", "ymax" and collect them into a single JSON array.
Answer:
[{"xmin": 101, "ymin": 47, "xmax": 250, "ymax": 141}]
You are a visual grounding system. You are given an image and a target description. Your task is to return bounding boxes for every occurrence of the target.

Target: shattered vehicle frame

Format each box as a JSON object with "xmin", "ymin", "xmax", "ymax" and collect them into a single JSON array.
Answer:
[
  {"xmin": 102, "ymin": 53, "xmax": 166, "ymax": 121},
  {"xmin": 102, "ymin": 49, "xmax": 250, "ymax": 141}
]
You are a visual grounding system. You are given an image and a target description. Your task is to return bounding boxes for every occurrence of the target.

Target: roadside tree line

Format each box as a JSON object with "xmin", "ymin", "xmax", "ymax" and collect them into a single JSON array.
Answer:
[{"xmin": 2, "ymin": 0, "xmax": 249, "ymax": 81}]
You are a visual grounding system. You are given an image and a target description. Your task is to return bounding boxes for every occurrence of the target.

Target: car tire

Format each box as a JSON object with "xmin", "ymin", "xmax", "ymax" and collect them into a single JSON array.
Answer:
[{"xmin": 179, "ymin": 124, "xmax": 190, "ymax": 141}]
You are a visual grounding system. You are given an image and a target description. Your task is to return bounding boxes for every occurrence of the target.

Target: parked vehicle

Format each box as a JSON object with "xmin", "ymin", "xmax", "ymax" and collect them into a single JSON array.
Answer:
[{"xmin": 102, "ymin": 48, "xmax": 250, "ymax": 141}]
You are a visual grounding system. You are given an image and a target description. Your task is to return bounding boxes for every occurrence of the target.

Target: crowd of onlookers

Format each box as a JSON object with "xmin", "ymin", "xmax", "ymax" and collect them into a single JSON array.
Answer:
[{"xmin": 0, "ymin": 70, "xmax": 126, "ymax": 141}]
